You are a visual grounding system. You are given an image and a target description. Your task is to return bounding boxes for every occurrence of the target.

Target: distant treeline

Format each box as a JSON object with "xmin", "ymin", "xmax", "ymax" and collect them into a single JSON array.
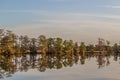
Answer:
[{"xmin": 0, "ymin": 29, "xmax": 120, "ymax": 55}]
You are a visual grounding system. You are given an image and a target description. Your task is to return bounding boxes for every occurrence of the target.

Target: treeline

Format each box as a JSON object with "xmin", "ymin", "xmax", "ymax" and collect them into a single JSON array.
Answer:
[
  {"xmin": 0, "ymin": 29, "xmax": 120, "ymax": 78},
  {"xmin": 0, "ymin": 29, "xmax": 120, "ymax": 56}
]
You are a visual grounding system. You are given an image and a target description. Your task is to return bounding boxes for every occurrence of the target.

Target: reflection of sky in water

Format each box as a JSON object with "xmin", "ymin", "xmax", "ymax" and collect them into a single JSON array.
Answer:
[{"xmin": 1, "ymin": 57, "xmax": 120, "ymax": 80}]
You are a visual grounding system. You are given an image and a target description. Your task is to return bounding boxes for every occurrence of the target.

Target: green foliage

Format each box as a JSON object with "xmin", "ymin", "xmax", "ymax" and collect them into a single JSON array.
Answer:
[
  {"xmin": 38, "ymin": 35, "xmax": 47, "ymax": 47},
  {"xmin": 80, "ymin": 42, "xmax": 86, "ymax": 52},
  {"xmin": 56, "ymin": 61, "xmax": 62, "ymax": 69},
  {"xmin": 56, "ymin": 37, "xmax": 63, "ymax": 45},
  {"xmin": 0, "ymin": 29, "xmax": 119, "ymax": 59}
]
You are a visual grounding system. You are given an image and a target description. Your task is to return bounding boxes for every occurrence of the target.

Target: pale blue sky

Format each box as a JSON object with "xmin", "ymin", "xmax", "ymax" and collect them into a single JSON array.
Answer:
[{"xmin": 0, "ymin": 0, "xmax": 120, "ymax": 44}]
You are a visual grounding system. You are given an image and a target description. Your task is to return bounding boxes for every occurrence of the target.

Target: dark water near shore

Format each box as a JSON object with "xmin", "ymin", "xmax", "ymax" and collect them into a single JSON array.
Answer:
[{"xmin": 0, "ymin": 53, "xmax": 120, "ymax": 80}]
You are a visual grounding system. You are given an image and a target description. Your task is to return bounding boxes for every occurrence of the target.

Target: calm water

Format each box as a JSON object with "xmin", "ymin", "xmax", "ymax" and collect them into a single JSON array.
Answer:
[{"xmin": 0, "ymin": 53, "xmax": 120, "ymax": 80}]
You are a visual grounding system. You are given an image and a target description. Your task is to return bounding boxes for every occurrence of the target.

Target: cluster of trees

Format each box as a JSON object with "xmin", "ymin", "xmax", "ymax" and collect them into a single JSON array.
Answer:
[
  {"xmin": 0, "ymin": 29, "xmax": 120, "ymax": 56},
  {"xmin": 1, "ymin": 29, "xmax": 120, "ymax": 78}
]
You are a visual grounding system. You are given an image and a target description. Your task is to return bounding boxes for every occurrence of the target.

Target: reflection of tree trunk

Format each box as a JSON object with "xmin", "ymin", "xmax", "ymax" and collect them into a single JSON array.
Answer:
[
  {"xmin": 80, "ymin": 50, "xmax": 85, "ymax": 57},
  {"xmin": 97, "ymin": 54, "xmax": 105, "ymax": 68}
]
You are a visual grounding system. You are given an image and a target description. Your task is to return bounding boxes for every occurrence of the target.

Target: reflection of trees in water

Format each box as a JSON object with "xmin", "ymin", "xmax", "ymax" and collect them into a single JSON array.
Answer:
[
  {"xmin": 0, "ymin": 52, "xmax": 120, "ymax": 79},
  {"xmin": 97, "ymin": 54, "xmax": 106, "ymax": 68},
  {"xmin": 0, "ymin": 55, "xmax": 16, "ymax": 79}
]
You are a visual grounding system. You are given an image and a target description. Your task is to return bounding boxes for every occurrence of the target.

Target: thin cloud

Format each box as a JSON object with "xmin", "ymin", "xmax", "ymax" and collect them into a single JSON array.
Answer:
[
  {"xmin": 48, "ymin": 0, "xmax": 74, "ymax": 2},
  {"xmin": 67, "ymin": 13, "xmax": 120, "ymax": 20},
  {"xmin": 0, "ymin": 10, "xmax": 47, "ymax": 14},
  {"xmin": 1, "ymin": 9, "xmax": 120, "ymax": 20},
  {"xmin": 98, "ymin": 5, "xmax": 120, "ymax": 9}
]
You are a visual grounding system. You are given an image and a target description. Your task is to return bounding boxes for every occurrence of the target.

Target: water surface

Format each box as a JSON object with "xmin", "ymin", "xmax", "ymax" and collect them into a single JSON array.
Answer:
[{"xmin": 0, "ymin": 53, "xmax": 120, "ymax": 80}]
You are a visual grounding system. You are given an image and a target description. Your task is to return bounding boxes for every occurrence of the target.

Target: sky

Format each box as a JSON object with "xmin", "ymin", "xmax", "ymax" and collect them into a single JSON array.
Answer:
[{"xmin": 0, "ymin": 0, "xmax": 120, "ymax": 44}]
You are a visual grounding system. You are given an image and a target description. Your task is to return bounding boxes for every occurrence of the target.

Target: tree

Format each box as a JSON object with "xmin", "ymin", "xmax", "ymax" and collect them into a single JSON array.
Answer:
[
  {"xmin": 73, "ymin": 42, "xmax": 80, "ymax": 62},
  {"xmin": 38, "ymin": 35, "xmax": 47, "ymax": 58},
  {"xmin": 87, "ymin": 44, "xmax": 95, "ymax": 56},
  {"xmin": 47, "ymin": 38, "xmax": 56, "ymax": 57},
  {"xmin": 98, "ymin": 38, "xmax": 105, "ymax": 51},
  {"xmin": 106, "ymin": 40, "xmax": 113, "ymax": 54},
  {"xmin": 55, "ymin": 37, "xmax": 63, "ymax": 59},
  {"xmin": 113, "ymin": 43, "xmax": 119, "ymax": 53},
  {"xmin": 0, "ymin": 30, "xmax": 17, "ymax": 54},
  {"xmin": 20, "ymin": 35, "xmax": 30, "ymax": 53},
  {"xmin": 80, "ymin": 42, "xmax": 86, "ymax": 64},
  {"xmin": 30, "ymin": 38, "xmax": 37, "ymax": 54},
  {"xmin": 63, "ymin": 40, "xmax": 74, "ymax": 59},
  {"xmin": 80, "ymin": 42, "xmax": 86, "ymax": 53},
  {"xmin": 47, "ymin": 38, "xmax": 54, "ymax": 49},
  {"xmin": 74, "ymin": 42, "xmax": 80, "ymax": 54}
]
